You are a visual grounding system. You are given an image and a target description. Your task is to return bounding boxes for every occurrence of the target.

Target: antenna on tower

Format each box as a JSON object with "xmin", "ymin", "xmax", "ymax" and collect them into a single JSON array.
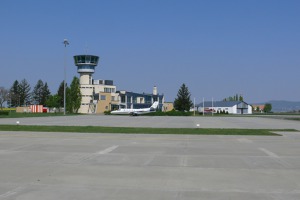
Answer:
[{"xmin": 84, "ymin": 43, "xmax": 89, "ymax": 54}]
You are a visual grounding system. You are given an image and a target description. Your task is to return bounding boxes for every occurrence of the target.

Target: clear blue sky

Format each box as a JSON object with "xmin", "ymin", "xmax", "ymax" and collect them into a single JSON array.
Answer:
[{"xmin": 1, "ymin": 0, "xmax": 299, "ymax": 103}]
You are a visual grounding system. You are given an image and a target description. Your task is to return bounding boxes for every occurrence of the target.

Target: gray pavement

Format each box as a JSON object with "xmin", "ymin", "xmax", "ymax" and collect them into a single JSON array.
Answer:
[
  {"xmin": 1, "ymin": 115, "xmax": 300, "ymax": 130},
  {"xmin": 0, "ymin": 116, "xmax": 300, "ymax": 199}
]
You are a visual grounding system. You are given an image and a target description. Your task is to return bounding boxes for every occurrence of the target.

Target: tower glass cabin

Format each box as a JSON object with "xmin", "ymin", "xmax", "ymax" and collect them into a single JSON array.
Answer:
[{"xmin": 74, "ymin": 55, "xmax": 99, "ymax": 113}]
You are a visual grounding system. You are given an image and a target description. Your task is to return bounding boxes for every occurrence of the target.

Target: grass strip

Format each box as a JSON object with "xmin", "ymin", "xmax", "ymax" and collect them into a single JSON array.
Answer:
[
  {"xmin": 0, "ymin": 112, "xmax": 75, "ymax": 118},
  {"xmin": 0, "ymin": 125, "xmax": 293, "ymax": 136}
]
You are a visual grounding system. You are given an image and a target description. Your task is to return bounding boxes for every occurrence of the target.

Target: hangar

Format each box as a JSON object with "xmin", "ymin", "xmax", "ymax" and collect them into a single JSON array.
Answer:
[{"xmin": 197, "ymin": 101, "xmax": 252, "ymax": 114}]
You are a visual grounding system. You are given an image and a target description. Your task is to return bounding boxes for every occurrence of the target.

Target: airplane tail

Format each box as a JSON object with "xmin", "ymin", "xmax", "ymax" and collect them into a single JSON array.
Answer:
[{"xmin": 150, "ymin": 101, "xmax": 159, "ymax": 109}]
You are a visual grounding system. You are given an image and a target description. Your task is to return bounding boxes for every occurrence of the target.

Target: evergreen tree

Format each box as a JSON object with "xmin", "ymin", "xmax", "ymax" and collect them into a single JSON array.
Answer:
[
  {"xmin": 174, "ymin": 83, "xmax": 193, "ymax": 112},
  {"xmin": 42, "ymin": 82, "xmax": 51, "ymax": 106},
  {"xmin": 223, "ymin": 94, "xmax": 244, "ymax": 102},
  {"xmin": 66, "ymin": 77, "xmax": 82, "ymax": 113},
  {"xmin": 10, "ymin": 80, "xmax": 20, "ymax": 107},
  {"xmin": 57, "ymin": 81, "xmax": 65, "ymax": 108},
  {"xmin": 18, "ymin": 79, "xmax": 31, "ymax": 106},
  {"xmin": 235, "ymin": 94, "xmax": 238, "ymax": 101},
  {"xmin": 31, "ymin": 80, "xmax": 51, "ymax": 106},
  {"xmin": 239, "ymin": 95, "xmax": 244, "ymax": 101},
  {"xmin": 32, "ymin": 79, "xmax": 44, "ymax": 105}
]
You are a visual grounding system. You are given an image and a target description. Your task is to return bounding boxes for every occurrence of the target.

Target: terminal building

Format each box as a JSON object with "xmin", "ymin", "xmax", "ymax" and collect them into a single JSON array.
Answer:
[
  {"xmin": 74, "ymin": 54, "xmax": 164, "ymax": 114},
  {"xmin": 117, "ymin": 86, "xmax": 164, "ymax": 110}
]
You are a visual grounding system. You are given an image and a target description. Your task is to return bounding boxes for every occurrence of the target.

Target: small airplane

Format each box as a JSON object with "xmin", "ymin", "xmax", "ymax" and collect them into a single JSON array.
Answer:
[{"xmin": 111, "ymin": 101, "xmax": 159, "ymax": 116}]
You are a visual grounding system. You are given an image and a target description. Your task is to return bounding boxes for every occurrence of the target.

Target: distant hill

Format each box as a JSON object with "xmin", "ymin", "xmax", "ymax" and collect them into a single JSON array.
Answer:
[{"xmin": 252, "ymin": 100, "xmax": 300, "ymax": 112}]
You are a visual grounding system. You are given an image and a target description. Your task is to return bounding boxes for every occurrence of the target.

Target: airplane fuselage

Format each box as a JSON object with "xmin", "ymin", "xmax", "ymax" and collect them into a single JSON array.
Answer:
[
  {"xmin": 111, "ymin": 108, "xmax": 152, "ymax": 116},
  {"xmin": 111, "ymin": 102, "xmax": 158, "ymax": 116}
]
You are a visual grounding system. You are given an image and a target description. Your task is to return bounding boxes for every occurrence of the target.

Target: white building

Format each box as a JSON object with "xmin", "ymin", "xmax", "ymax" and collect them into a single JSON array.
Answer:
[{"xmin": 197, "ymin": 101, "xmax": 252, "ymax": 114}]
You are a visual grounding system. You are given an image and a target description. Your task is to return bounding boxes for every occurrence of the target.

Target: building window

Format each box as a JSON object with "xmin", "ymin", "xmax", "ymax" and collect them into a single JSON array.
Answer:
[
  {"xmin": 121, "ymin": 96, "xmax": 126, "ymax": 103},
  {"xmin": 101, "ymin": 95, "xmax": 106, "ymax": 100},
  {"xmin": 104, "ymin": 87, "xmax": 115, "ymax": 93},
  {"xmin": 137, "ymin": 97, "xmax": 145, "ymax": 103}
]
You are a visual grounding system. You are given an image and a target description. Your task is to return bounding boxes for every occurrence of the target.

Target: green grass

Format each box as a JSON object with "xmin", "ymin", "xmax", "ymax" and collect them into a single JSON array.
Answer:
[
  {"xmin": 0, "ymin": 124, "xmax": 293, "ymax": 136},
  {"xmin": 0, "ymin": 112, "xmax": 78, "ymax": 118},
  {"xmin": 283, "ymin": 117, "xmax": 300, "ymax": 121}
]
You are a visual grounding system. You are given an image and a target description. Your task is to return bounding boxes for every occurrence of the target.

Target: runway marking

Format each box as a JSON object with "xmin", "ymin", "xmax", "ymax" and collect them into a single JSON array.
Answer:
[
  {"xmin": 97, "ymin": 145, "xmax": 119, "ymax": 155},
  {"xmin": 259, "ymin": 148, "xmax": 279, "ymax": 158},
  {"xmin": 180, "ymin": 156, "xmax": 188, "ymax": 167},
  {"xmin": 259, "ymin": 148, "xmax": 293, "ymax": 168},
  {"xmin": 143, "ymin": 155, "xmax": 155, "ymax": 166},
  {"xmin": 237, "ymin": 138, "xmax": 253, "ymax": 143},
  {"xmin": 0, "ymin": 186, "xmax": 25, "ymax": 198}
]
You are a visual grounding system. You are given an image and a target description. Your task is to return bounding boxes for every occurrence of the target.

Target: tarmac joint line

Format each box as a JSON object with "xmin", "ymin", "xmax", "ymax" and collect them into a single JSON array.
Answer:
[
  {"xmin": 259, "ymin": 148, "xmax": 279, "ymax": 158},
  {"xmin": 259, "ymin": 147, "xmax": 292, "ymax": 168}
]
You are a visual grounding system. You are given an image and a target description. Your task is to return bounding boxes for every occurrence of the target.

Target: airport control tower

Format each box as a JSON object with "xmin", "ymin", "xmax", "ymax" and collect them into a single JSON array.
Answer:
[{"xmin": 74, "ymin": 55, "xmax": 99, "ymax": 113}]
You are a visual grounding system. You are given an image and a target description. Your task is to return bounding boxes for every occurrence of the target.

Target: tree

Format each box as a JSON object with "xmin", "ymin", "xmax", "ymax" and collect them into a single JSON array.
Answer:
[
  {"xmin": 239, "ymin": 95, "xmax": 244, "ymax": 101},
  {"xmin": 174, "ymin": 83, "xmax": 193, "ymax": 112},
  {"xmin": 66, "ymin": 87, "xmax": 72, "ymax": 113},
  {"xmin": 10, "ymin": 80, "xmax": 20, "ymax": 107},
  {"xmin": 57, "ymin": 81, "xmax": 65, "ymax": 108},
  {"xmin": 32, "ymin": 79, "xmax": 44, "ymax": 105},
  {"xmin": 46, "ymin": 95, "xmax": 61, "ymax": 112},
  {"xmin": 66, "ymin": 77, "xmax": 82, "ymax": 113},
  {"xmin": 32, "ymin": 80, "xmax": 51, "ymax": 106},
  {"xmin": 18, "ymin": 79, "xmax": 31, "ymax": 106},
  {"xmin": 256, "ymin": 106, "xmax": 260, "ymax": 112},
  {"xmin": 41, "ymin": 82, "xmax": 51, "ymax": 106},
  {"xmin": 263, "ymin": 103, "xmax": 272, "ymax": 113},
  {"xmin": 223, "ymin": 94, "xmax": 244, "ymax": 102},
  {"xmin": 235, "ymin": 94, "xmax": 238, "ymax": 101},
  {"xmin": 0, "ymin": 87, "xmax": 9, "ymax": 110}
]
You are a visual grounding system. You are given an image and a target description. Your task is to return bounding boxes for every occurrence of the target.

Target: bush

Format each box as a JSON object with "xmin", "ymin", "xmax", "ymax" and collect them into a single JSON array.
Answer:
[
  {"xmin": 0, "ymin": 111, "xmax": 9, "ymax": 115},
  {"xmin": 104, "ymin": 110, "xmax": 111, "ymax": 115},
  {"xmin": 146, "ymin": 110, "xmax": 194, "ymax": 116}
]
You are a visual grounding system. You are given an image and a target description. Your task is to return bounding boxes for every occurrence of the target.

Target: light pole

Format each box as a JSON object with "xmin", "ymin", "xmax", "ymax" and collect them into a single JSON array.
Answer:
[
  {"xmin": 63, "ymin": 39, "xmax": 69, "ymax": 115},
  {"xmin": 194, "ymin": 97, "xmax": 195, "ymax": 116},
  {"xmin": 7, "ymin": 92, "xmax": 10, "ymax": 108},
  {"xmin": 9, "ymin": 93, "xmax": 11, "ymax": 114},
  {"xmin": 212, "ymin": 97, "xmax": 214, "ymax": 116},
  {"xmin": 203, "ymin": 97, "xmax": 205, "ymax": 116}
]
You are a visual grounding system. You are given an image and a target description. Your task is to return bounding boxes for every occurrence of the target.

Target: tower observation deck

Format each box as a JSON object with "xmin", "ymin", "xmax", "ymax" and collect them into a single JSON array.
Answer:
[
  {"xmin": 74, "ymin": 55, "xmax": 99, "ymax": 85},
  {"xmin": 74, "ymin": 55, "xmax": 99, "ymax": 73}
]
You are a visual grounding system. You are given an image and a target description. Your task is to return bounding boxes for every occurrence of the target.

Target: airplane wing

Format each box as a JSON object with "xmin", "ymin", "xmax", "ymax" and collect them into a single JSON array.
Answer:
[{"xmin": 129, "ymin": 112, "xmax": 138, "ymax": 116}]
